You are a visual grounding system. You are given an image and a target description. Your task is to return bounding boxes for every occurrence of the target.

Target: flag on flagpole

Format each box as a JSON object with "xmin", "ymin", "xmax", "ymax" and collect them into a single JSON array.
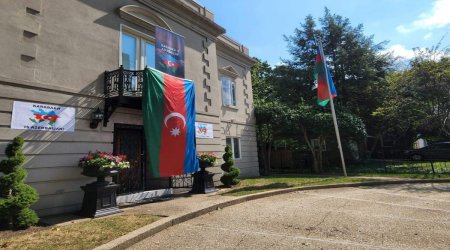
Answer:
[
  {"xmin": 314, "ymin": 49, "xmax": 337, "ymax": 106},
  {"xmin": 142, "ymin": 67, "xmax": 198, "ymax": 177},
  {"xmin": 314, "ymin": 41, "xmax": 347, "ymax": 176}
]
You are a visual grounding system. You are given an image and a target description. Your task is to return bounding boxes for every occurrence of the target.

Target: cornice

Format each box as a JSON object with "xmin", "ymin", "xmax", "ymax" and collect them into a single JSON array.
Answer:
[
  {"xmin": 118, "ymin": 5, "xmax": 172, "ymax": 32},
  {"xmin": 138, "ymin": 0, "xmax": 225, "ymax": 38},
  {"xmin": 216, "ymin": 40, "xmax": 257, "ymax": 67},
  {"xmin": 219, "ymin": 66, "xmax": 239, "ymax": 79}
]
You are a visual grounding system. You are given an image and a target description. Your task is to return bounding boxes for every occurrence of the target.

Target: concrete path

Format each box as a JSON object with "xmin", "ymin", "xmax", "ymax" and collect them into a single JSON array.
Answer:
[{"xmin": 129, "ymin": 183, "xmax": 450, "ymax": 250}]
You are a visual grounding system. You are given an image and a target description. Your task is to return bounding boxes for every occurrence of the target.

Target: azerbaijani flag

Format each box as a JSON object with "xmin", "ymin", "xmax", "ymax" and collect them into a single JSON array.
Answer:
[
  {"xmin": 314, "ymin": 49, "xmax": 337, "ymax": 107},
  {"xmin": 142, "ymin": 68, "xmax": 198, "ymax": 177}
]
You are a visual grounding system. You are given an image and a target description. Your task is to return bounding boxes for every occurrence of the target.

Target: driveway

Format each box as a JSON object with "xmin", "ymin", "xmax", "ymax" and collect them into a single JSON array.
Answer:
[{"xmin": 129, "ymin": 183, "xmax": 450, "ymax": 249}]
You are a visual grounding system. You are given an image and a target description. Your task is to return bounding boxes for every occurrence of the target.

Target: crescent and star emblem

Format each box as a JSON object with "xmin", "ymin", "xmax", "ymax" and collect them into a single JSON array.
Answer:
[{"xmin": 164, "ymin": 112, "xmax": 186, "ymax": 137}]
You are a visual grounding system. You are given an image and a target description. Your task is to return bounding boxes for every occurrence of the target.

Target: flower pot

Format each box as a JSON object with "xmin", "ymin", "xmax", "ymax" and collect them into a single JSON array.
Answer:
[
  {"xmin": 81, "ymin": 167, "xmax": 119, "ymax": 182},
  {"xmin": 198, "ymin": 159, "xmax": 212, "ymax": 172},
  {"xmin": 79, "ymin": 167, "xmax": 121, "ymax": 218},
  {"xmin": 191, "ymin": 158, "xmax": 216, "ymax": 194}
]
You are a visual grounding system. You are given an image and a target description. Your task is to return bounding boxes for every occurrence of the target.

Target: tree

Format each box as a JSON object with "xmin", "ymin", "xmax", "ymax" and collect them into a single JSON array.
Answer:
[
  {"xmin": 253, "ymin": 9, "xmax": 397, "ymax": 172},
  {"xmin": 0, "ymin": 137, "xmax": 39, "ymax": 229},
  {"xmin": 284, "ymin": 8, "xmax": 392, "ymax": 134},
  {"xmin": 220, "ymin": 145, "xmax": 240, "ymax": 187},
  {"xmin": 252, "ymin": 59, "xmax": 291, "ymax": 175},
  {"xmin": 374, "ymin": 47, "xmax": 450, "ymax": 147},
  {"xmin": 254, "ymin": 101, "xmax": 291, "ymax": 174},
  {"xmin": 288, "ymin": 103, "xmax": 366, "ymax": 173}
]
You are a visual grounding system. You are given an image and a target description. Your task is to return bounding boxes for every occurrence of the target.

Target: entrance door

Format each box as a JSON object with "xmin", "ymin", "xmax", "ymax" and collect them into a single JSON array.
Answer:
[{"xmin": 113, "ymin": 124, "xmax": 145, "ymax": 194}]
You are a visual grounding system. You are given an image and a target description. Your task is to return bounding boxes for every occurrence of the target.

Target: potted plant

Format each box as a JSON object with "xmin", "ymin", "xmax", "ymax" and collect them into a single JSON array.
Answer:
[
  {"xmin": 79, "ymin": 151, "xmax": 130, "ymax": 179},
  {"xmin": 197, "ymin": 152, "xmax": 217, "ymax": 171},
  {"xmin": 191, "ymin": 152, "xmax": 217, "ymax": 194},
  {"xmin": 78, "ymin": 151, "xmax": 130, "ymax": 218}
]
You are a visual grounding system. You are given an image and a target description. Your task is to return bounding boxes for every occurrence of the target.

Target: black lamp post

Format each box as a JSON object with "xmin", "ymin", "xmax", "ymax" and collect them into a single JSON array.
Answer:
[{"xmin": 90, "ymin": 108, "xmax": 104, "ymax": 129}]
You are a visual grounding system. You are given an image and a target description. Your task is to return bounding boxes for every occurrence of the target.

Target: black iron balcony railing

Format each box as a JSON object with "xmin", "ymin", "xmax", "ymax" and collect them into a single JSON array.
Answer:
[
  {"xmin": 103, "ymin": 66, "xmax": 144, "ymax": 126},
  {"xmin": 105, "ymin": 65, "xmax": 144, "ymax": 98}
]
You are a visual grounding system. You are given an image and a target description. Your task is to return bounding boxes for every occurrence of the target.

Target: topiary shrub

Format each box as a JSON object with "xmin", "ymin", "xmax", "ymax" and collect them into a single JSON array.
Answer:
[
  {"xmin": 0, "ymin": 137, "xmax": 39, "ymax": 229},
  {"xmin": 220, "ymin": 145, "xmax": 240, "ymax": 187}
]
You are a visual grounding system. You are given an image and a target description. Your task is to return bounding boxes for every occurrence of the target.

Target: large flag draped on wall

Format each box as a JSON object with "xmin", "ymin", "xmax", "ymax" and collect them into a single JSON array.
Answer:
[
  {"xmin": 142, "ymin": 67, "xmax": 198, "ymax": 177},
  {"xmin": 314, "ymin": 49, "xmax": 337, "ymax": 106}
]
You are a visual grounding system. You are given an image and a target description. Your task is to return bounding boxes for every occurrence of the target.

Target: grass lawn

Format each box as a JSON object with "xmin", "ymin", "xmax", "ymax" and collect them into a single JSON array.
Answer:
[
  {"xmin": 350, "ymin": 172, "xmax": 450, "ymax": 178},
  {"xmin": 0, "ymin": 214, "xmax": 159, "ymax": 250},
  {"xmin": 348, "ymin": 161, "xmax": 450, "ymax": 175},
  {"xmin": 222, "ymin": 173, "xmax": 450, "ymax": 196}
]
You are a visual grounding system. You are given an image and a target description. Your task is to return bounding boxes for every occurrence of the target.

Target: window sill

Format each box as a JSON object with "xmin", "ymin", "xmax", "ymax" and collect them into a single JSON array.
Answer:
[{"xmin": 223, "ymin": 105, "xmax": 239, "ymax": 110}]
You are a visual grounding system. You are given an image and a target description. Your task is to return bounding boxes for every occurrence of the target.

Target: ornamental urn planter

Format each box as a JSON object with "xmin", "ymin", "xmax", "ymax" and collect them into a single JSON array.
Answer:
[
  {"xmin": 191, "ymin": 159, "xmax": 217, "ymax": 194},
  {"xmin": 79, "ymin": 168, "xmax": 121, "ymax": 218}
]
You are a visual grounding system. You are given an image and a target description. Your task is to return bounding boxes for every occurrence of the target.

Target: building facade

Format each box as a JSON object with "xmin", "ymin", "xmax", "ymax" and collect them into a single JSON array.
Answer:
[{"xmin": 0, "ymin": 0, "xmax": 258, "ymax": 216}]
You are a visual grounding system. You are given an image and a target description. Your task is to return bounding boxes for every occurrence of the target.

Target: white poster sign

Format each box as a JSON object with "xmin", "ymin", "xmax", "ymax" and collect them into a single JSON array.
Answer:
[
  {"xmin": 195, "ymin": 122, "xmax": 213, "ymax": 139},
  {"xmin": 11, "ymin": 101, "xmax": 76, "ymax": 132}
]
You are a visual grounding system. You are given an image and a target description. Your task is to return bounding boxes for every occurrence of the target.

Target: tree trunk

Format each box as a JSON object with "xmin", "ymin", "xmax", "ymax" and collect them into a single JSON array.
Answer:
[
  {"xmin": 302, "ymin": 127, "xmax": 320, "ymax": 173},
  {"xmin": 259, "ymin": 142, "xmax": 272, "ymax": 176},
  {"xmin": 266, "ymin": 142, "xmax": 272, "ymax": 175},
  {"xmin": 318, "ymin": 135, "xmax": 324, "ymax": 173},
  {"xmin": 369, "ymin": 134, "xmax": 381, "ymax": 158}
]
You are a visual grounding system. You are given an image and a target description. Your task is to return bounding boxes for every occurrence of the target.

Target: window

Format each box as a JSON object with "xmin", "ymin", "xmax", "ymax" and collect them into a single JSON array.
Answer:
[
  {"xmin": 120, "ymin": 29, "xmax": 155, "ymax": 70},
  {"xmin": 221, "ymin": 76, "xmax": 236, "ymax": 107},
  {"xmin": 120, "ymin": 27, "xmax": 156, "ymax": 91},
  {"xmin": 226, "ymin": 137, "xmax": 241, "ymax": 159}
]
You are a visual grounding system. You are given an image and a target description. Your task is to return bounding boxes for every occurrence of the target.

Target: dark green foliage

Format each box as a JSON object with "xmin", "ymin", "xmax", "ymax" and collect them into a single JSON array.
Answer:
[
  {"xmin": 15, "ymin": 208, "xmax": 39, "ymax": 229},
  {"xmin": 0, "ymin": 137, "xmax": 39, "ymax": 229},
  {"xmin": 220, "ymin": 145, "xmax": 240, "ymax": 187},
  {"xmin": 252, "ymin": 9, "xmax": 395, "ymax": 174},
  {"xmin": 374, "ymin": 51, "xmax": 450, "ymax": 147}
]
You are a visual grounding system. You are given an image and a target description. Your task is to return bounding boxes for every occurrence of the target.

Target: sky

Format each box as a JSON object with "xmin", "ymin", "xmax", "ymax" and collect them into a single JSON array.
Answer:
[{"xmin": 199, "ymin": 0, "xmax": 450, "ymax": 66}]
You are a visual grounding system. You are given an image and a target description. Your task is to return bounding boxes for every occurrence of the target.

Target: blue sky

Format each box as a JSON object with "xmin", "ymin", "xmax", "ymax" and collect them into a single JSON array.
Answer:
[{"xmin": 199, "ymin": 0, "xmax": 450, "ymax": 66}]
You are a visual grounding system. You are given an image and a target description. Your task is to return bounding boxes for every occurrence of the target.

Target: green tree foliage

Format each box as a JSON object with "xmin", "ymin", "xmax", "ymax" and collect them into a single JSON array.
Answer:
[
  {"xmin": 0, "ymin": 137, "xmax": 39, "ymax": 229},
  {"xmin": 287, "ymin": 103, "xmax": 366, "ymax": 172},
  {"xmin": 220, "ymin": 145, "xmax": 240, "ymax": 187},
  {"xmin": 284, "ymin": 8, "xmax": 392, "ymax": 132},
  {"xmin": 252, "ymin": 59, "xmax": 296, "ymax": 174},
  {"xmin": 254, "ymin": 100, "xmax": 291, "ymax": 174},
  {"xmin": 253, "ymin": 9, "xmax": 384, "ymax": 173},
  {"xmin": 374, "ymin": 47, "xmax": 450, "ymax": 147}
]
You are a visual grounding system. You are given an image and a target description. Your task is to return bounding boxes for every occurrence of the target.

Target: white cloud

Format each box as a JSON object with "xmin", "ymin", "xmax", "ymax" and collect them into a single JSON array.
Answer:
[
  {"xmin": 396, "ymin": 25, "xmax": 411, "ymax": 33},
  {"xmin": 383, "ymin": 43, "xmax": 448, "ymax": 63},
  {"xmin": 385, "ymin": 44, "xmax": 416, "ymax": 59},
  {"xmin": 396, "ymin": 0, "xmax": 450, "ymax": 33},
  {"xmin": 424, "ymin": 32, "xmax": 433, "ymax": 40}
]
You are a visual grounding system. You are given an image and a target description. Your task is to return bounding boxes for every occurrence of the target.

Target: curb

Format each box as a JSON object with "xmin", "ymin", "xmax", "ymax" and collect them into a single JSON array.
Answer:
[{"xmin": 94, "ymin": 178, "xmax": 450, "ymax": 250}]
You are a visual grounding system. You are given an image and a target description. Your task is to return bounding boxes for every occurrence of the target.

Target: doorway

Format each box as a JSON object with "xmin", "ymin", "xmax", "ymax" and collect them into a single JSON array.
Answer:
[{"xmin": 113, "ymin": 124, "xmax": 145, "ymax": 195}]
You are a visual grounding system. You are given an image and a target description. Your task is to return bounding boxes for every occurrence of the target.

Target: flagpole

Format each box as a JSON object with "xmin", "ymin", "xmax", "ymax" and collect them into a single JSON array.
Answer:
[{"xmin": 318, "ymin": 41, "xmax": 347, "ymax": 177}]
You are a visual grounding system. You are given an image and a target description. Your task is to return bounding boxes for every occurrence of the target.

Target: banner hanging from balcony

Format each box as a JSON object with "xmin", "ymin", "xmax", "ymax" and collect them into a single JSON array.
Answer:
[
  {"xmin": 142, "ymin": 67, "xmax": 198, "ymax": 177},
  {"xmin": 11, "ymin": 101, "xmax": 75, "ymax": 132},
  {"xmin": 155, "ymin": 26, "xmax": 185, "ymax": 78}
]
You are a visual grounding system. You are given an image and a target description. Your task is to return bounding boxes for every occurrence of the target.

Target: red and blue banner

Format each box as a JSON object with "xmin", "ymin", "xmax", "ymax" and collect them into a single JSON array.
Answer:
[
  {"xmin": 314, "ymin": 49, "xmax": 337, "ymax": 107},
  {"xmin": 142, "ymin": 68, "xmax": 198, "ymax": 177},
  {"xmin": 155, "ymin": 26, "xmax": 185, "ymax": 78}
]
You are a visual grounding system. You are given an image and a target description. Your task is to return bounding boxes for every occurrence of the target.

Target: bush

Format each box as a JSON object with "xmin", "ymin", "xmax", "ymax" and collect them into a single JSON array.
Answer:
[
  {"xmin": 0, "ymin": 137, "xmax": 39, "ymax": 229},
  {"xmin": 220, "ymin": 145, "xmax": 240, "ymax": 187}
]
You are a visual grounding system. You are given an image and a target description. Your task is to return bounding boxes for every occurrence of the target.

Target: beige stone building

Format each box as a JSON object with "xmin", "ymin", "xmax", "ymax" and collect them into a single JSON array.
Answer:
[{"xmin": 0, "ymin": 0, "xmax": 258, "ymax": 216}]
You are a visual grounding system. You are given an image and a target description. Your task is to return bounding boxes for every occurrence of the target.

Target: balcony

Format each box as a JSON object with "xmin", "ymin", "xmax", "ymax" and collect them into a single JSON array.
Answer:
[{"xmin": 103, "ymin": 66, "xmax": 144, "ymax": 126}]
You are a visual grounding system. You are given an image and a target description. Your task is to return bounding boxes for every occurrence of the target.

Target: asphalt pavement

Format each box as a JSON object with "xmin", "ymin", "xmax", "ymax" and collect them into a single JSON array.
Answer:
[{"xmin": 128, "ymin": 183, "xmax": 450, "ymax": 250}]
